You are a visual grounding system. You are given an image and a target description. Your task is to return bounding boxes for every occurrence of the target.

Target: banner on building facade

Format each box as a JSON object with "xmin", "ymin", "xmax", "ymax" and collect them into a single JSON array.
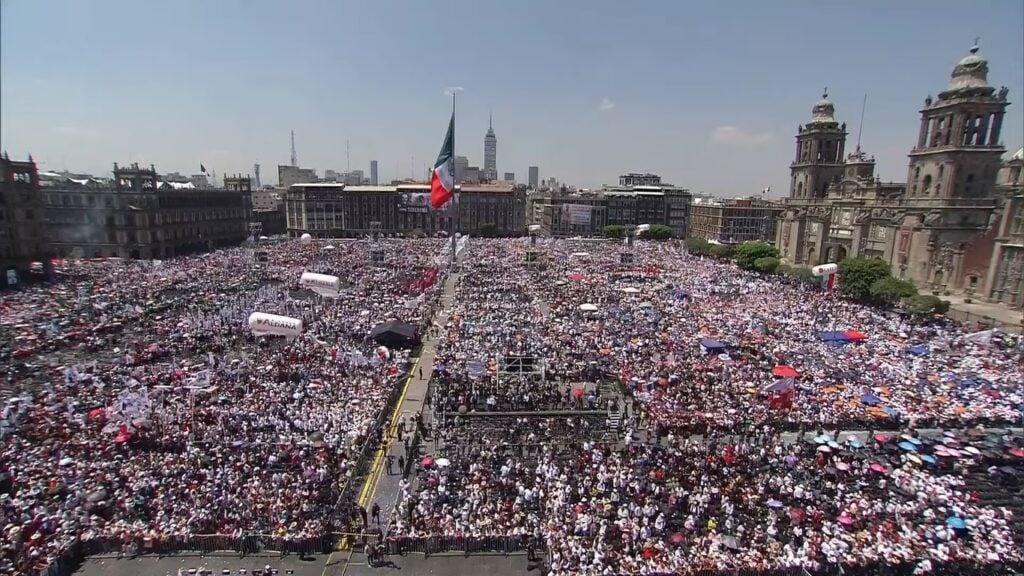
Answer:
[
  {"xmin": 561, "ymin": 204, "xmax": 593, "ymax": 226},
  {"xmin": 399, "ymin": 192, "xmax": 432, "ymax": 213}
]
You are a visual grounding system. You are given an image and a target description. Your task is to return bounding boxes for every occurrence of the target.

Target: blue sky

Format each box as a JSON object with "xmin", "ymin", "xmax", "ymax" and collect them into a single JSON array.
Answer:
[{"xmin": 1, "ymin": 0, "xmax": 1022, "ymax": 195}]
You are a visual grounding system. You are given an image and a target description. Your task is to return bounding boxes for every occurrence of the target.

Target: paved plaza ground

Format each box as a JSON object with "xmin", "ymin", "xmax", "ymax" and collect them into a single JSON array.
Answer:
[{"xmin": 73, "ymin": 551, "xmax": 533, "ymax": 576}]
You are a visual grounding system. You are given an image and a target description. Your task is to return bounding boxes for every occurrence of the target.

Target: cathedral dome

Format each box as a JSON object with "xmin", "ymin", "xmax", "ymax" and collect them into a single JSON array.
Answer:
[
  {"xmin": 810, "ymin": 91, "xmax": 836, "ymax": 124},
  {"xmin": 947, "ymin": 44, "xmax": 990, "ymax": 92}
]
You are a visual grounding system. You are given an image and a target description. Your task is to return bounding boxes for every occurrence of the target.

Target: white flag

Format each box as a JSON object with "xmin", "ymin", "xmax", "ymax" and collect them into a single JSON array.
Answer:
[{"xmin": 963, "ymin": 329, "xmax": 994, "ymax": 345}]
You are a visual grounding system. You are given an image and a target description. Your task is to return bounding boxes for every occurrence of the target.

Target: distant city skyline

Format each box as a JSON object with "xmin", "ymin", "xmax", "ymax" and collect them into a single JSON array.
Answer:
[{"xmin": 1, "ymin": 0, "xmax": 1022, "ymax": 195}]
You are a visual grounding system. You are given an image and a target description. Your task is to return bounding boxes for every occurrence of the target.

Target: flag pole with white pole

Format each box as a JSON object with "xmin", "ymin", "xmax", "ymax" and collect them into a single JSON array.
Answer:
[{"xmin": 450, "ymin": 91, "xmax": 457, "ymax": 269}]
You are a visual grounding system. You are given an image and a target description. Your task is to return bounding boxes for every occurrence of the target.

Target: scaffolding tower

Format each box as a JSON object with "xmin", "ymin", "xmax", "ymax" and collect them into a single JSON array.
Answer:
[
  {"xmin": 370, "ymin": 221, "xmax": 385, "ymax": 266},
  {"xmin": 496, "ymin": 355, "xmax": 547, "ymax": 387},
  {"xmin": 620, "ymin": 225, "xmax": 636, "ymax": 265}
]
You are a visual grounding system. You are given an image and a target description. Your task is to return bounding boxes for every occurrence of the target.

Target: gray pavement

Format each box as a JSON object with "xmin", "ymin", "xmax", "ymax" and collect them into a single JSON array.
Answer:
[
  {"xmin": 75, "ymin": 554, "xmax": 328, "ymax": 576},
  {"xmin": 945, "ymin": 294, "xmax": 1024, "ymax": 333},
  {"xmin": 342, "ymin": 552, "xmax": 533, "ymax": 576},
  {"xmin": 360, "ymin": 273, "xmax": 458, "ymax": 523}
]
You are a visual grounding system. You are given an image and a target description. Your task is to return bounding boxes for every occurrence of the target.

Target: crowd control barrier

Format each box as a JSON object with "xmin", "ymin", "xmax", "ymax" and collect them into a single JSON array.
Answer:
[
  {"xmin": 383, "ymin": 534, "xmax": 531, "ymax": 557},
  {"xmin": 36, "ymin": 532, "xmax": 342, "ymax": 576}
]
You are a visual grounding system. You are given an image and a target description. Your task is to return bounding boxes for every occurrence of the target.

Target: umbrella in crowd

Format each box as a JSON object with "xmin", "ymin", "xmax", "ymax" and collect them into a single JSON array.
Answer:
[{"xmin": 3, "ymin": 237, "xmax": 1024, "ymax": 576}]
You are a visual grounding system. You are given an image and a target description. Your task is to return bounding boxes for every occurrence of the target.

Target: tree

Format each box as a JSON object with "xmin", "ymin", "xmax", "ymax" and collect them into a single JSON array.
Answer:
[
  {"xmin": 645, "ymin": 224, "xmax": 673, "ymax": 241},
  {"xmin": 869, "ymin": 276, "xmax": 917, "ymax": 305},
  {"xmin": 753, "ymin": 256, "xmax": 781, "ymax": 274},
  {"xmin": 734, "ymin": 242, "xmax": 780, "ymax": 270},
  {"xmin": 905, "ymin": 294, "xmax": 951, "ymax": 315},
  {"xmin": 602, "ymin": 225, "xmax": 625, "ymax": 239},
  {"xmin": 837, "ymin": 257, "xmax": 891, "ymax": 301},
  {"xmin": 685, "ymin": 237, "xmax": 713, "ymax": 256},
  {"xmin": 709, "ymin": 244, "xmax": 734, "ymax": 259}
]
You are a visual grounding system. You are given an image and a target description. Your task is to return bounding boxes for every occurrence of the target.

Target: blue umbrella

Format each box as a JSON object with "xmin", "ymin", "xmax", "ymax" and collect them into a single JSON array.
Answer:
[
  {"xmin": 898, "ymin": 441, "xmax": 918, "ymax": 452},
  {"xmin": 859, "ymin": 393, "xmax": 882, "ymax": 406},
  {"xmin": 946, "ymin": 516, "xmax": 966, "ymax": 529},
  {"xmin": 921, "ymin": 455, "xmax": 937, "ymax": 464},
  {"xmin": 767, "ymin": 499, "xmax": 783, "ymax": 509},
  {"xmin": 883, "ymin": 407, "xmax": 899, "ymax": 416},
  {"xmin": 908, "ymin": 345, "xmax": 929, "ymax": 356},
  {"xmin": 849, "ymin": 440, "xmax": 864, "ymax": 449}
]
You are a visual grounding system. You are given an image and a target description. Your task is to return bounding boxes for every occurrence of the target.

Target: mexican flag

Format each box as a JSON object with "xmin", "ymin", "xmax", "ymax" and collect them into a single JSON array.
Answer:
[{"xmin": 430, "ymin": 112, "xmax": 456, "ymax": 209}]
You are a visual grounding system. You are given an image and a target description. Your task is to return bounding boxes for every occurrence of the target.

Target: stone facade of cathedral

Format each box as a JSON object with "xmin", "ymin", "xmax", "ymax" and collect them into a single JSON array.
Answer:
[
  {"xmin": 984, "ymin": 148, "xmax": 1024, "ymax": 306},
  {"xmin": 777, "ymin": 44, "xmax": 1012, "ymax": 296}
]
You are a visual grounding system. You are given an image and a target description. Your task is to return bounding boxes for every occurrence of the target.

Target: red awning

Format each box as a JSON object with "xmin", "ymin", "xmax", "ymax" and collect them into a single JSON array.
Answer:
[
  {"xmin": 772, "ymin": 365, "xmax": 799, "ymax": 378},
  {"xmin": 843, "ymin": 330, "xmax": 868, "ymax": 341}
]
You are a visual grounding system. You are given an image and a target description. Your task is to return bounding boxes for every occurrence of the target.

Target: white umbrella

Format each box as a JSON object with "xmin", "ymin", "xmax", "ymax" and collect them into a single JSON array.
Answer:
[
  {"xmin": 578, "ymin": 303, "xmax": 598, "ymax": 312},
  {"xmin": 436, "ymin": 458, "xmax": 451, "ymax": 468},
  {"xmin": 323, "ymin": 245, "xmax": 336, "ymax": 251},
  {"xmin": 620, "ymin": 287, "xmax": 641, "ymax": 294}
]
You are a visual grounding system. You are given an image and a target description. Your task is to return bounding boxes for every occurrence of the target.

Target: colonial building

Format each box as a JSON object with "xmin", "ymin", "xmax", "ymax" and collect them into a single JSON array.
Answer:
[
  {"xmin": 40, "ymin": 162, "xmax": 252, "ymax": 260},
  {"xmin": 690, "ymin": 197, "xmax": 782, "ymax": 244},
  {"xmin": 251, "ymin": 188, "xmax": 287, "ymax": 236},
  {"xmin": 777, "ymin": 44, "xmax": 1011, "ymax": 293},
  {"xmin": 984, "ymin": 148, "xmax": 1024, "ymax": 305},
  {"xmin": 534, "ymin": 182, "xmax": 692, "ymax": 238},
  {"xmin": 285, "ymin": 183, "xmax": 527, "ymax": 237},
  {"xmin": 0, "ymin": 155, "xmax": 49, "ymax": 286}
]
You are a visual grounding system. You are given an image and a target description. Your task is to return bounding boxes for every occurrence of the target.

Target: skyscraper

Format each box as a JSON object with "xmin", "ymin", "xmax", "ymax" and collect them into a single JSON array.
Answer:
[
  {"xmin": 484, "ymin": 114, "xmax": 497, "ymax": 182},
  {"xmin": 454, "ymin": 156, "xmax": 470, "ymax": 182},
  {"xmin": 528, "ymin": 166, "xmax": 539, "ymax": 189},
  {"xmin": 370, "ymin": 160, "xmax": 378, "ymax": 185}
]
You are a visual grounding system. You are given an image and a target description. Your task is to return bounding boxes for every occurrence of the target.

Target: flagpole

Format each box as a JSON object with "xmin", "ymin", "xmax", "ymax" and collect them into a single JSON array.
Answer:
[{"xmin": 449, "ymin": 92, "xmax": 457, "ymax": 271}]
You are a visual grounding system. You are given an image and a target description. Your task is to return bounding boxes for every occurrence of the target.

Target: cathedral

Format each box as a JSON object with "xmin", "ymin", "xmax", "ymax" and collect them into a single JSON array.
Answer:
[{"xmin": 776, "ymin": 43, "xmax": 1014, "ymax": 299}]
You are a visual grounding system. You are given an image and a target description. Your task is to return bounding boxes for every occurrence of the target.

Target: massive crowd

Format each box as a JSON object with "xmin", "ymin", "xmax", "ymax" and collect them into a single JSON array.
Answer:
[
  {"xmin": 2, "ymin": 235, "xmax": 1023, "ymax": 575},
  {"xmin": 0, "ymin": 239, "xmax": 445, "ymax": 575},
  {"xmin": 432, "ymin": 239, "xmax": 1023, "ymax": 431},
  {"xmin": 394, "ymin": 238, "xmax": 1024, "ymax": 574}
]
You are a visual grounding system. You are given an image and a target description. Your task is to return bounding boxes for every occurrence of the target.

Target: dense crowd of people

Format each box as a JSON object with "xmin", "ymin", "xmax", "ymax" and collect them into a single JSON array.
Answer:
[
  {"xmin": 431, "ymin": 239, "xmax": 1023, "ymax": 431},
  {"xmin": 3, "ymin": 235, "xmax": 1023, "ymax": 575},
  {"xmin": 392, "ymin": 238, "xmax": 1024, "ymax": 574},
  {"xmin": 0, "ymin": 239, "xmax": 444, "ymax": 575}
]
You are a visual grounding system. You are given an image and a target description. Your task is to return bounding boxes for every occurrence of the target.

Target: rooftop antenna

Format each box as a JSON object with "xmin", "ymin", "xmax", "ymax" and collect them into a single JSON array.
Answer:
[
  {"xmin": 855, "ymin": 93, "xmax": 867, "ymax": 152},
  {"xmin": 290, "ymin": 130, "xmax": 297, "ymax": 167}
]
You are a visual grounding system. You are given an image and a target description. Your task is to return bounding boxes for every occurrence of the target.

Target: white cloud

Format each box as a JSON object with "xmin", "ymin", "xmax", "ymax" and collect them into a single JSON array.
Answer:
[
  {"xmin": 710, "ymin": 126, "xmax": 774, "ymax": 147},
  {"xmin": 598, "ymin": 97, "xmax": 615, "ymax": 111}
]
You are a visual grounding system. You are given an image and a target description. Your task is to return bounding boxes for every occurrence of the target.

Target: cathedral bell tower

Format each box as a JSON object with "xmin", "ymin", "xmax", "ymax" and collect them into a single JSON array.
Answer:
[
  {"xmin": 906, "ymin": 43, "xmax": 1008, "ymax": 204},
  {"xmin": 790, "ymin": 90, "xmax": 848, "ymax": 200},
  {"xmin": 901, "ymin": 42, "xmax": 1010, "ymax": 291}
]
